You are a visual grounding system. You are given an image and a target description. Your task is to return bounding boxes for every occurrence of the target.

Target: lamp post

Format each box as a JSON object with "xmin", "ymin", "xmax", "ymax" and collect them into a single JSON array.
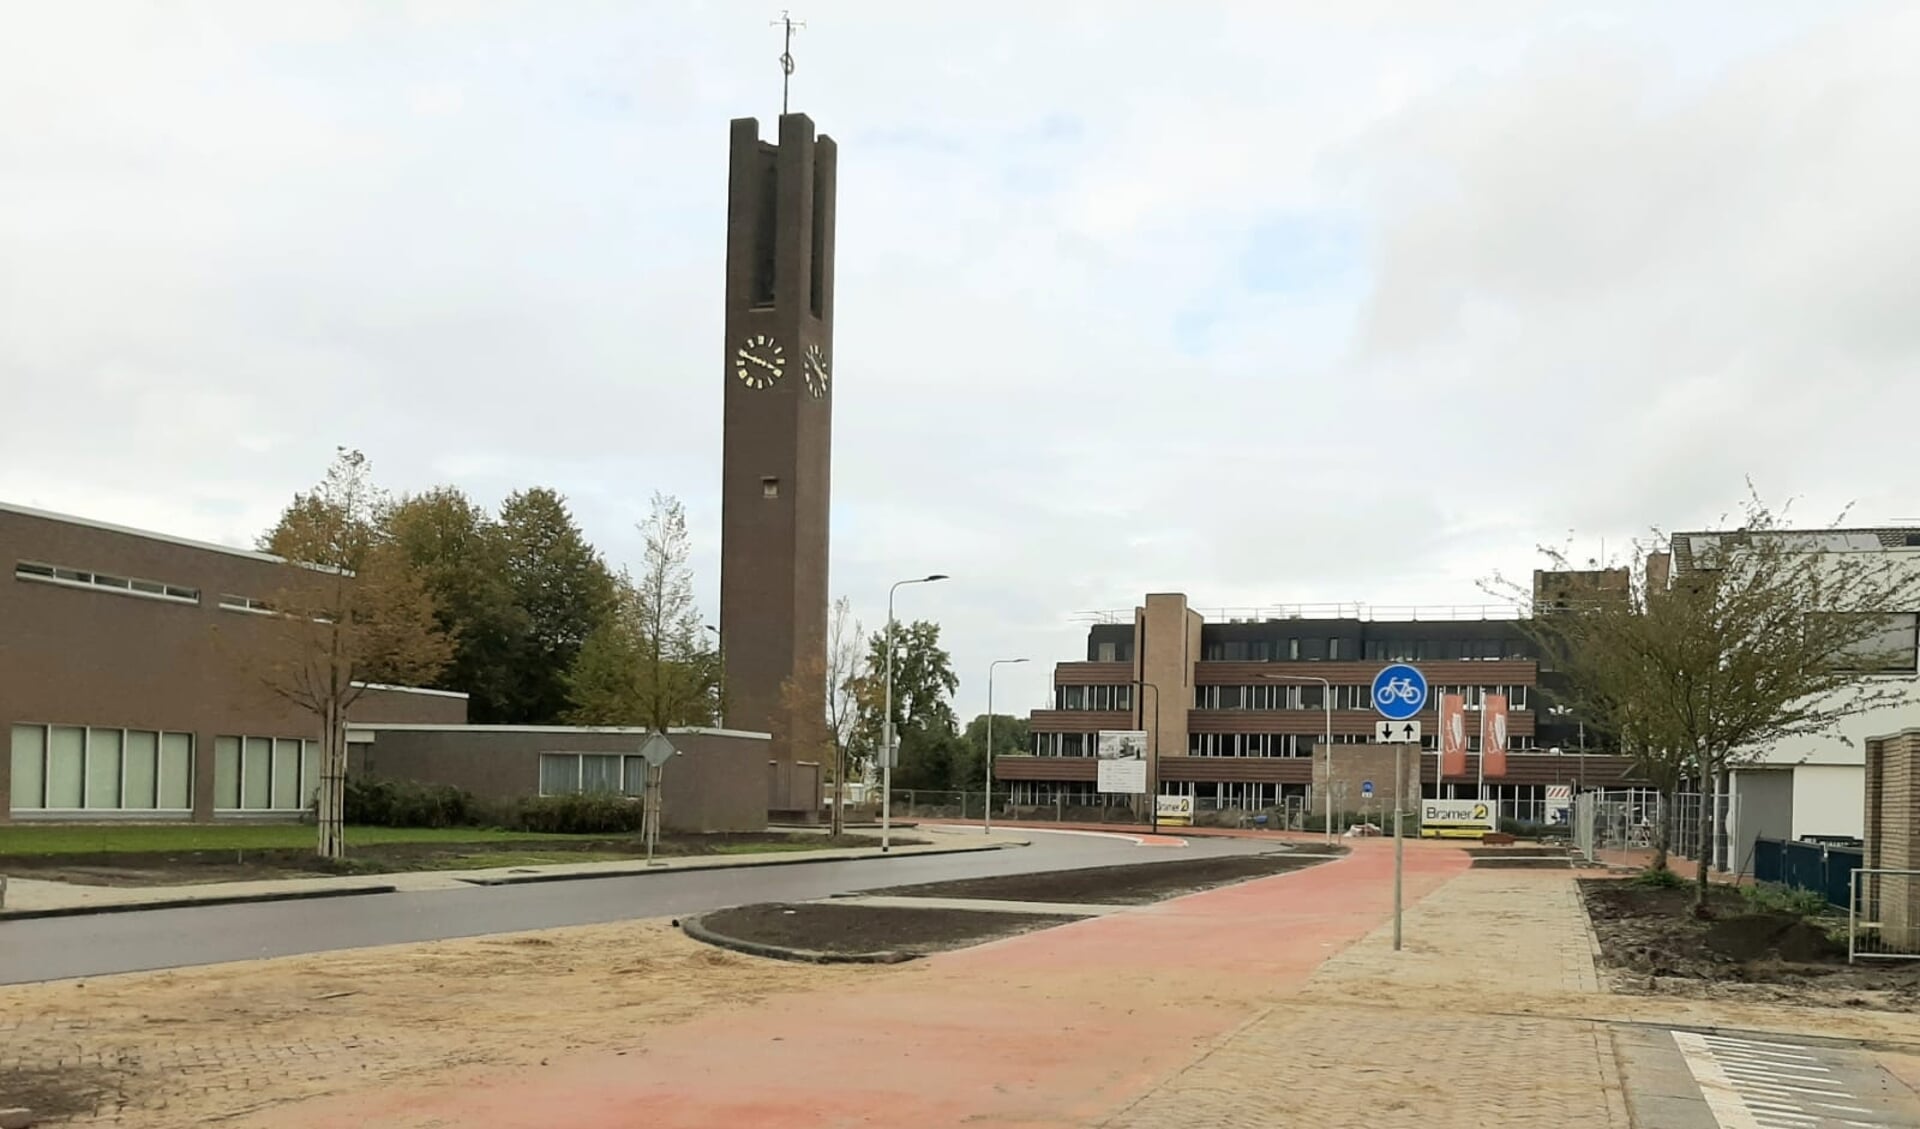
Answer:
[
  {"xmin": 985, "ymin": 658, "xmax": 1028, "ymax": 835},
  {"xmin": 1263, "ymin": 673, "xmax": 1335, "ymax": 845},
  {"xmin": 705, "ymin": 624, "xmax": 723, "ymax": 725},
  {"xmin": 884, "ymin": 574, "xmax": 948, "ymax": 853}
]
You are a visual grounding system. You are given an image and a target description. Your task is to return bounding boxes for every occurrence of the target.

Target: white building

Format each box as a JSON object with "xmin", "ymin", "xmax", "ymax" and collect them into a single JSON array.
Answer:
[{"xmin": 1669, "ymin": 529, "xmax": 1920, "ymax": 868}]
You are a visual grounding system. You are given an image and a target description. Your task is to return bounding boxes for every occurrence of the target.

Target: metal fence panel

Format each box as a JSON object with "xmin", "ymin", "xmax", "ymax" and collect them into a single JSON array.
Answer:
[
  {"xmin": 1849, "ymin": 868, "xmax": 1920, "ymax": 962},
  {"xmin": 1752, "ymin": 838, "xmax": 1785, "ymax": 885}
]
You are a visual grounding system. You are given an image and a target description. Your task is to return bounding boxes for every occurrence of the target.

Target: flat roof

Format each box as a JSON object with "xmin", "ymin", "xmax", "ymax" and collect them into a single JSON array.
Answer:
[
  {"xmin": 347, "ymin": 724, "xmax": 774, "ymax": 740},
  {"xmin": 0, "ymin": 499, "xmax": 287, "ymax": 566},
  {"xmin": 352, "ymin": 681, "xmax": 471, "ymax": 700}
]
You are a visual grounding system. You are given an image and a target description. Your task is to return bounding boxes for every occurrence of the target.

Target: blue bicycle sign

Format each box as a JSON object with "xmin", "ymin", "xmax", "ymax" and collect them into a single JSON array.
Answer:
[{"xmin": 1371, "ymin": 663, "xmax": 1428, "ymax": 721}]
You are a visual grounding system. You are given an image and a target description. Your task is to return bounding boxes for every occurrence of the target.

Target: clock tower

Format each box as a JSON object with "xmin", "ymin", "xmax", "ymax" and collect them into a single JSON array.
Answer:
[{"xmin": 718, "ymin": 113, "xmax": 836, "ymax": 815}]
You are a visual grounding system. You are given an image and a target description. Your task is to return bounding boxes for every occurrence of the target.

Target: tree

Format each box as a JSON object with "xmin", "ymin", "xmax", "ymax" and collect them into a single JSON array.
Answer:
[
  {"xmin": 383, "ymin": 487, "xmax": 528, "ymax": 722},
  {"xmin": 782, "ymin": 597, "xmax": 868, "ymax": 834},
  {"xmin": 564, "ymin": 494, "xmax": 718, "ymax": 730},
  {"xmin": 254, "ymin": 449, "xmax": 453, "ymax": 859},
  {"xmin": 498, "ymin": 488, "xmax": 616, "ymax": 724},
  {"xmin": 956, "ymin": 713, "xmax": 1030, "ymax": 792},
  {"xmin": 851, "ymin": 619, "xmax": 959, "ymax": 795},
  {"xmin": 1504, "ymin": 491, "xmax": 1920, "ymax": 906}
]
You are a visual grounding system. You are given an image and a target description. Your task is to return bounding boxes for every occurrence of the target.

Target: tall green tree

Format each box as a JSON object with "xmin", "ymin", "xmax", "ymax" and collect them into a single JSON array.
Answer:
[
  {"xmin": 253, "ymin": 449, "xmax": 452, "ymax": 859},
  {"xmin": 384, "ymin": 487, "xmax": 528, "ymax": 722},
  {"xmin": 497, "ymin": 487, "xmax": 616, "ymax": 724},
  {"xmin": 565, "ymin": 494, "xmax": 719, "ymax": 730},
  {"xmin": 956, "ymin": 713, "xmax": 1031, "ymax": 791},
  {"xmin": 851, "ymin": 619, "xmax": 959, "ymax": 792}
]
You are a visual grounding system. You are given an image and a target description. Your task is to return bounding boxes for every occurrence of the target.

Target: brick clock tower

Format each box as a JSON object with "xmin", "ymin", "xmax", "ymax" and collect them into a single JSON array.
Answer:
[{"xmin": 718, "ymin": 114, "xmax": 836, "ymax": 814}]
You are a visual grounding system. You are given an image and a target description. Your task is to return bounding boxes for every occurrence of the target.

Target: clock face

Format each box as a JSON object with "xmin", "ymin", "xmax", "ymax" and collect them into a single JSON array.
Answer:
[
  {"xmin": 735, "ymin": 334, "xmax": 785, "ymax": 389},
  {"xmin": 802, "ymin": 343, "xmax": 830, "ymax": 398}
]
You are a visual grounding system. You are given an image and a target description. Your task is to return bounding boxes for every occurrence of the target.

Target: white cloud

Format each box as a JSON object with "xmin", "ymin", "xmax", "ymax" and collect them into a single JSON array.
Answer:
[{"xmin": 1, "ymin": 1, "xmax": 1910, "ymax": 716}]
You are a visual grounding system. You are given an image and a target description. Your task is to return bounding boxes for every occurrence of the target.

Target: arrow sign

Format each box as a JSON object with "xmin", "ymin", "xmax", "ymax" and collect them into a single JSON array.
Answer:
[{"xmin": 1375, "ymin": 720, "xmax": 1422, "ymax": 744}]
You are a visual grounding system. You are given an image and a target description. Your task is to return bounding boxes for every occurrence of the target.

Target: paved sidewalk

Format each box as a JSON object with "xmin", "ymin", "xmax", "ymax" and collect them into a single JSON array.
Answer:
[
  {"xmin": 0, "ymin": 830, "xmax": 1023, "ymax": 915},
  {"xmin": 255, "ymin": 838, "xmax": 1471, "ymax": 1128}
]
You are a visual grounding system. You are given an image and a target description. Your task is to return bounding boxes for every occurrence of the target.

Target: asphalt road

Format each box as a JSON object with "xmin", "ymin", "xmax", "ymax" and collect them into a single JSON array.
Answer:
[{"xmin": 0, "ymin": 828, "xmax": 1281, "ymax": 985}]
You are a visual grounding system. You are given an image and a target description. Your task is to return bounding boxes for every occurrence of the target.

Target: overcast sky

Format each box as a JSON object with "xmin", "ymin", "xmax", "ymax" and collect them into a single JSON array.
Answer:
[{"xmin": 5, "ymin": 2, "xmax": 1917, "ymax": 718}]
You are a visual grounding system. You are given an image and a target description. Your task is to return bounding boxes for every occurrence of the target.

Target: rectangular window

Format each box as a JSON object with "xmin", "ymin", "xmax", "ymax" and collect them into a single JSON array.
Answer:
[
  {"xmin": 1299, "ymin": 638, "xmax": 1327, "ymax": 660},
  {"xmin": 623, "ymin": 756, "xmax": 648, "ymax": 795},
  {"xmin": 215, "ymin": 736, "xmax": 243, "ymax": 809},
  {"xmin": 300, "ymin": 740, "xmax": 319, "ymax": 808},
  {"xmin": 1222, "ymin": 641, "xmax": 1248, "ymax": 661},
  {"xmin": 86, "ymin": 729, "xmax": 123, "ymax": 808},
  {"xmin": 581, "ymin": 754, "xmax": 622, "ymax": 793},
  {"xmin": 1835, "ymin": 612, "xmax": 1919, "ymax": 673},
  {"xmin": 123, "ymin": 730, "xmax": 159, "ymax": 810},
  {"xmin": 243, "ymin": 736, "xmax": 273, "ymax": 809},
  {"xmin": 47, "ymin": 725, "xmax": 85, "ymax": 808},
  {"xmin": 10, "ymin": 725, "xmax": 46, "ymax": 810},
  {"xmin": 1096, "ymin": 642, "xmax": 1117, "ymax": 662},
  {"xmin": 15, "ymin": 560, "xmax": 199, "ymax": 604},
  {"xmin": 159, "ymin": 732, "xmax": 193, "ymax": 809},
  {"xmin": 273, "ymin": 738, "xmax": 302, "ymax": 809},
  {"xmin": 761, "ymin": 477, "xmax": 780, "ymax": 499},
  {"xmin": 539, "ymin": 753, "xmax": 581, "ymax": 796},
  {"xmin": 1328, "ymin": 639, "xmax": 1342, "ymax": 660}
]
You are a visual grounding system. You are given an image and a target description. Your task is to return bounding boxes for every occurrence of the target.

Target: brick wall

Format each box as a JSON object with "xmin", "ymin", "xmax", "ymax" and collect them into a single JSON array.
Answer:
[{"xmin": 1864, "ymin": 730, "xmax": 1920, "ymax": 951}]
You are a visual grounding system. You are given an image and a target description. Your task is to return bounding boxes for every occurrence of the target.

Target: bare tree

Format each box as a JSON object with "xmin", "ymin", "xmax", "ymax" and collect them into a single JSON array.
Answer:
[
  {"xmin": 1498, "ymin": 491, "xmax": 1920, "ymax": 906},
  {"xmin": 777, "ymin": 597, "xmax": 866, "ymax": 835},
  {"xmin": 255, "ymin": 449, "xmax": 452, "ymax": 859}
]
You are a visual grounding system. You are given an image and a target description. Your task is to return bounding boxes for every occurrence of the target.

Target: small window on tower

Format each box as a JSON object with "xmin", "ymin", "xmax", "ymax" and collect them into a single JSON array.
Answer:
[{"xmin": 762, "ymin": 477, "xmax": 780, "ymax": 499}]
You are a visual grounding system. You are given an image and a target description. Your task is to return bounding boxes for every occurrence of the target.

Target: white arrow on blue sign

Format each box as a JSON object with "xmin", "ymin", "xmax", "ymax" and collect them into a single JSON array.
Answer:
[{"xmin": 1371, "ymin": 663, "xmax": 1428, "ymax": 721}]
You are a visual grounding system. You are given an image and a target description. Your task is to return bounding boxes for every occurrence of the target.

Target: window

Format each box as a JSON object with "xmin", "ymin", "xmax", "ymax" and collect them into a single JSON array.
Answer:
[
  {"xmin": 16, "ymin": 560, "xmax": 199, "ymax": 604},
  {"xmin": 10, "ymin": 725, "xmax": 195, "ymax": 811},
  {"xmin": 1833, "ymin": 613, "xmax": 1919, "ymax": 674},
  {"xmin": 214, "ymin": 734, "xmax": 315, "ymax": 811},
  {"xmin": 1328, "ymin": 639, "xmax": 1342, "ymax": 660},
  {"xmin": 219, "ymin": 594, "xmax": 273, "ymax": 614},
  {"xmin": 539, "ymin": 752, "xmax": 652, "ymax": 796},
  {"xmin": 1299, "ymin": 638, "xmax": 1326, "ymax": 661},
  {"xmin": 761, "ymin": 477, "xmax": 780, "ymax": 499},
  {"xmin": 1096, "ymin": 642, "xmax": 1117, "ymax": 662},
  {"xmin": 1222, "ymin": 641, "xmax": 1248, "ymax": 661}
]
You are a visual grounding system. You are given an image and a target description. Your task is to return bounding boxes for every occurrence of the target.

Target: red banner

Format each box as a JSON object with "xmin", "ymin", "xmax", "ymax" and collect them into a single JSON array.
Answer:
[
  {"xmin": 1439, "ymin": 693, "xmax": 1467, "ymax": 778},
  {"xmin": 1482, "ymin": 694, "xmax": 1509, "ymax": 778}
]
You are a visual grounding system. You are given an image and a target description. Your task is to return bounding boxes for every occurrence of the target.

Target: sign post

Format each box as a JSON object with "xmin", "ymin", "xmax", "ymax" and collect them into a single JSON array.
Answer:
[
  {"xmin": 636, "ymin": 733, "xmax": 678, "ymax": 866},
  {"xmin": 1372, "ymin": 663, "xmax": 1426, "ymax": 956}
]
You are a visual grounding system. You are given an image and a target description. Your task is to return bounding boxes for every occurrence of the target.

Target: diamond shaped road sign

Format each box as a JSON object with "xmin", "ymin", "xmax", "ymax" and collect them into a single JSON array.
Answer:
[
  {"xmin": 637, "ymin": 732, "xmax": 678, "ymax": 768},
  {"xmin": 1374, "ymin": 720, "xmax": 1422, "ymax": 744}
]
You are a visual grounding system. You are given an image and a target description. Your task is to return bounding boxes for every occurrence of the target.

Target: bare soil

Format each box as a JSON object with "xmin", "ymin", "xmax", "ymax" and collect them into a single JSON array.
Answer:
[
  {"xmin": 697, "ymin": 902, "xmax": 1079, "ymax": 956},
  {"xmin": 1580, "ymin": 878, "xmax": 1920, "ymax": 1009},
  {"xmin": 864, "ymin": 848, "xmax": 1340, "ymax": 905},
  {"xmin": 0, "ymin": 1065, "xmax": 121, "ymax": 1121},
  {"xmin": 1, "ymin": 832, "xmax": 917, "ymax": 887}
]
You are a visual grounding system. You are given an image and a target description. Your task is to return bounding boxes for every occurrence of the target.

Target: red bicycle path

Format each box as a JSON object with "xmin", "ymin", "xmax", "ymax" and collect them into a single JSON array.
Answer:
[{"xmin": 269, "ymin": 836, "xmax": 1470, "ymax": 1129}]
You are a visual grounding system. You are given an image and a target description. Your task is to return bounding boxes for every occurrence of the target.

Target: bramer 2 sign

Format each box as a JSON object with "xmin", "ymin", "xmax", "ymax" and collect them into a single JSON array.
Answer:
[{"xmin": 1419, "ymin": 798, "xmax": 1497, "ymax": 839}]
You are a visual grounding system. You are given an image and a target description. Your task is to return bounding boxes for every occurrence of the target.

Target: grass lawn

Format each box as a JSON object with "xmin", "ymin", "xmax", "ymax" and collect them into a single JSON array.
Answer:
[{"xmin": 0, "ymin": 824, "xmax": 599, "ymax": 856}]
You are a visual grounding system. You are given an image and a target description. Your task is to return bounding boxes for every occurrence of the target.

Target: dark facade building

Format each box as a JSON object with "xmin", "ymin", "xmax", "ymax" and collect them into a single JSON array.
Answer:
[
  {"xmin": 1004, "ymin": 592, "xmax": 1641, "ymax": 823},
  {"xmin": 2, "ymin": 502, "xmax": 774, "ymax": 828},
  {"xmin": 1, "ymin": 502, "xmax": 466, "ymax": 823},
  {"xmin": 718, "ymin": 112, "xmax": 836, "ymax": 816}
]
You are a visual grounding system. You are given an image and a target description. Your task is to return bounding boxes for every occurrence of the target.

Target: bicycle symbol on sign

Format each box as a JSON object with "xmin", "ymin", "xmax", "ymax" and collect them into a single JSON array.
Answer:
[{"xmin": 1375, "ymin": 677, "xmax": 1423, "ymax": 707}]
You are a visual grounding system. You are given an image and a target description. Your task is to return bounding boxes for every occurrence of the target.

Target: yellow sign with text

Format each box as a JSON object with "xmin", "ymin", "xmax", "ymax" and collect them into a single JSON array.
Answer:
[{"xmin": 1419, "ymin": 799, "xmax": 1497, "ymax": 839}]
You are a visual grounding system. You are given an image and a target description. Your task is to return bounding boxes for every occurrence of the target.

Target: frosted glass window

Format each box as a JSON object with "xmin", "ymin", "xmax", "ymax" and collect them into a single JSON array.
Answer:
[
  {"xmin": 273, "ymin": 738, "xmax": 301, "ymax": 809},
  {"xmin": 301, "ymin": 741, "xmax": 319, "ymax": 807},
  {"xmin": 10, "ymin": 725, "xmax": 45, "ymax": 810},
  {"xmin": 86, "ymin": 729, "xmax": 123, "ymax": 809},
  {"xmin": 538, "ymin": 754, "xmax": 579, "ymax": 796},
  {"xmin": 159, "ymin": 733, "xmax": 193, "ymax": 809},
  {"xmin": 580, "ymin": 754, "xmax": 621, "ymax": 794},
  {"xmin": 243, "ymin": 737, "xmax": 273, "ymax": 809},
  {"xmin": 47, "ymin": 726, "xmax": 85, "ymax": 808},
  {"xmin": 623, "ymin": 756, "xmax": 646, "ymax": 795},
  {"xmin": 214, "ymin": 736, "xmax": 242, "ymax": 809},
  {"xmin": 124, "ymin": 730, "xmax": 159, "ymax": 810}
]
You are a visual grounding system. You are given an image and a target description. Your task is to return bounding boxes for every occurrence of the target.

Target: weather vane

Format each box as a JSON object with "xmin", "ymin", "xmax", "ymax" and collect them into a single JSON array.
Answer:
[{"xmin": 771, "ymin": 10, "xmax": 805, "ymax": 115}]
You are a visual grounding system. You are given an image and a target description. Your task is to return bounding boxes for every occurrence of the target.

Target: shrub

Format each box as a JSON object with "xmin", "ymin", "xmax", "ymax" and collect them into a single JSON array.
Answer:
[
  {"xmin": 346, "ymin": 776, "xmax": 482, "ymax": 829},
  {"xmin": 1630, "ymin": 866, "xmax": 1686, "ymax": 889},
  {"xmin": 1741, "ymin": 882, "xmax": 1832, "ymax": 918},
  {"xmin": 514, "ymin": 792, "xmax": 646, "ymax": 835}
]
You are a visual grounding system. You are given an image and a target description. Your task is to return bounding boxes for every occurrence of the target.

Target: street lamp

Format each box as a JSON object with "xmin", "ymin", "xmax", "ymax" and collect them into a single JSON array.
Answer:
[
  {"xmin": 884, "ymin": 574, "xmax": 948, "ymax": 853},
  {"xmin": 705, "ymin": 624, "xmax": 722, "ymax": 724},
  {"xmin": 1263, "ymin": 673, "xmax": 1335, "ymax": 845},
  {"xmin": 985, "ymin": 658, "xmax": 1028, "ymax": 836}
]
